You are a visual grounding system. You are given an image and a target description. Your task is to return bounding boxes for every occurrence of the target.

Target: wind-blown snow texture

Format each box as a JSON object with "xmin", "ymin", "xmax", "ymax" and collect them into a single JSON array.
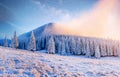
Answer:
[{"xmin": 0, "ymin": 46, "xmax": 120, "ymax": 77}]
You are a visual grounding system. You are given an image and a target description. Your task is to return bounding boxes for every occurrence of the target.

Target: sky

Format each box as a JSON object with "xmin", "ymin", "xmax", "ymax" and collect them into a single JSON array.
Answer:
[
  {"xmin": 56, "ymin": 0, "xmax": 120, "ymax": 40},
  {"xmin": 0, "ymin": 0, "xmax": 120, "ymax": 40},
  {"xmin": 0, "ymin": 0, "xmax": 98, "ymax": 38}
]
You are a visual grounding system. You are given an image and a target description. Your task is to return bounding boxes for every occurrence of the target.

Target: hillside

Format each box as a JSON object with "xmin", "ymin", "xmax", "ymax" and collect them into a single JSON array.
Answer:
[
  {"xmin": 18, "ymin": 23, "xmax": 56, "ymax": 39},
  {"xmin": 0, "ymin": 46, "xmax": 120, "ymax": 77}
]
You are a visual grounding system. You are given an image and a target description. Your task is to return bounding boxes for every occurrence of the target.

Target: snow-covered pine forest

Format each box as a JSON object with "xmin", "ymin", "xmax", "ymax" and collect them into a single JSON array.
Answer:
[
  {"xmin": 18, "ymin": 32, "xmax": 120, "ymax": 58},
  {"xmin": 1, "ymin": 31, "xmax": 120, "ymax": 58}
]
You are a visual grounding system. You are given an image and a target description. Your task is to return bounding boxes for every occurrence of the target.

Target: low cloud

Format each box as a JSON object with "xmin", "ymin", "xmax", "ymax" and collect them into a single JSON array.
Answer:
[{"xmin": 56, "ymin": 0, "xmax": 120, "ymax": 40}]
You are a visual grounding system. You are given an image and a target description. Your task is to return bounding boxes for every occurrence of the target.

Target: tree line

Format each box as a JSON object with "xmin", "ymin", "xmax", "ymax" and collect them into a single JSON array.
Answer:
[{"xmin": 1, "ymin": 31, "xmax": 120, "ymax": 58}]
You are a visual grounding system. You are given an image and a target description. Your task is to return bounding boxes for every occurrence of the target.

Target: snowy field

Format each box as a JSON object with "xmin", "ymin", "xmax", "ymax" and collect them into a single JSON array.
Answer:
[{"xmin": 0, "ymin": 46, "xmax": 120, "ymax": 77}]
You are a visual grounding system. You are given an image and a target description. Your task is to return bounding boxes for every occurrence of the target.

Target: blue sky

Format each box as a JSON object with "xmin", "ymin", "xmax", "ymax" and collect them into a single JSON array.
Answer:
[{"xmin": 0, "ymin": 0, "xmax": 98, "ymax": 38}]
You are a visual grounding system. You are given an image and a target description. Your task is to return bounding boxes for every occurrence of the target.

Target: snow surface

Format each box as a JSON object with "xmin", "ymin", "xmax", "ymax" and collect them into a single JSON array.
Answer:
[{"xmin": 0, "ymin": 46, "xmax": 120, "ymax": 77}]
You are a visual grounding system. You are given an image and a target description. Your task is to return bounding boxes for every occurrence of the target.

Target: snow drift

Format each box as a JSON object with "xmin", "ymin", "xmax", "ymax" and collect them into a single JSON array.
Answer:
[{"xmin": 0, "ymin": 46, "xmax": 120, "ymax": 77}]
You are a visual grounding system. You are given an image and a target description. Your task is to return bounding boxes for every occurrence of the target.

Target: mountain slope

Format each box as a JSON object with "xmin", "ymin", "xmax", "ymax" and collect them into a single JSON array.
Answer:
[{"xmin": 19, "ymin": 23, "xmax": 56, "ymax": 39}]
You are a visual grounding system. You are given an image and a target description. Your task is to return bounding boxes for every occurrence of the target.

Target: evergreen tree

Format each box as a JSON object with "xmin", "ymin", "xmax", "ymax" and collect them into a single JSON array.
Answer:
[
  {"xmin": 61, "ymin": 42, "xmax": 66, "ymax": 55},
  {"xmin": 12, "ymin": 31, "xmax": 19, "ymax": 49},
  {"xmin": 11, "ymin": 37, "xmax": 14, "ymax": 48},
  {"xmin": 4, "ymin": 36, "xmax": 8, "ymax": 47},
  {"xmin": 81, "ymin": 38, "xmax": 86, "ymax": 55},
  {"xmin": 85, "ymin": 40, "xmax": 91, "ymax": 57},
  {"xmin": 89, "ymin": 40, "xmax": 95, "ymax": 56},
  {"xmin": 28, "ymin": 31, "xmax": 36, "ymax": 51},
  {"xmin": 76, "ymin": 38, "xmax": 82, "ymax": 55},
  {"xmin": 58, "ymin": 41, "xmax": 62, "ymax": 54},
  {"xmin": 117, "ymin": 44, "xmax": 120, "ymax": 57},
  {"xmin": 107, "ymin": 41, "xmax": 113, "ymax": 56},
  {"xmin": 100, "ymin": 41, "xmax": 107, "ymax": 57},
  {"xmin": 47, "ymin": 36, "xmax": 55, "ymax": 54},
  {"xmin": 70, "ymin": 37, "xmax": 76, "ymax": 54},
  {"xmin": 65, "ymin": 41, "xmax": 70, "ymax": 55},
  {"xmin": 113, "ymin": 41, "xmax": 118, "ymax": 56},
  {"xmin": 95, "ymin": 42, "xmax": 101, "ymax": 58}
]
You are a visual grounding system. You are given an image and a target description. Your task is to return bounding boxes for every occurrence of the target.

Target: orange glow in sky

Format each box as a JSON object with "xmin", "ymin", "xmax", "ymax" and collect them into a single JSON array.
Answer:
[{"xmin": 54, "ymin": 0, "xmax": 120, "ymax": 40}]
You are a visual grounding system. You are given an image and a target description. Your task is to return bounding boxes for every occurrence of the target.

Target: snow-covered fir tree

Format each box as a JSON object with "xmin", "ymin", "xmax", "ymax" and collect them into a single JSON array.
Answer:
[
  {"xmin": 76, "ymin": 38, "xmax": 82, "ymax": 55},
  {"xmin": 12, "ymin": 31, "xmax": 19, "ymax": 49},
  {"xmin": 113, "ymin": 41, "xmax": 118, "ymax": 56},
  {"xmin": 65, "ymin": 41, "xmax": 70, "ymax": 55},
  {"xmin": 61, "ymin": 42, "xmax": 66, "ymax": 55},
  {"xmin": 57, "ymin": 41, "xmax": 61, "ymax": 54},
  {"xmin": 100, "ymin": 41, "xmax": 107, "ymax": 57},
  {"xmin": 89, "ymin": 40, "xmax": 95, "ymax": 56},
  {"xmin": 107, "ymin": 41, "xmax": 113, "ymax": 56},
  {"xmin": 60, "ymin": 36, "xmax": 67, "ymax": 55},
  {"xmin": 11, "ymin": 37, "xmax": 13, "ymax": 48},
  {"xmin": 117, "ymin": 44, "xmax": 120, "ymax": 57},
  {"xmin": 47, "ymin": 36, "xmax": 55, "ymax": 54},
  {"xmin": 28, "ymin": 31, "xmax": 36, "ymax": 51},
  {"xmin": 85, "ymin": 40, "xmax": 91, "ymax": 57},
  {"xmin": 95, "ymin": 42, "xmax": 101, "ymax": 58},
  {"xmin": 81, "ymin": 38, "xmax": 86, "ymax": 55},
  {"xmin": 70, "ymin": 37, "xmax": 76, "ymax": 55},
  {"xmin": 4, "ymin": 36, "xmax": 8, "ymax": 47}
]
